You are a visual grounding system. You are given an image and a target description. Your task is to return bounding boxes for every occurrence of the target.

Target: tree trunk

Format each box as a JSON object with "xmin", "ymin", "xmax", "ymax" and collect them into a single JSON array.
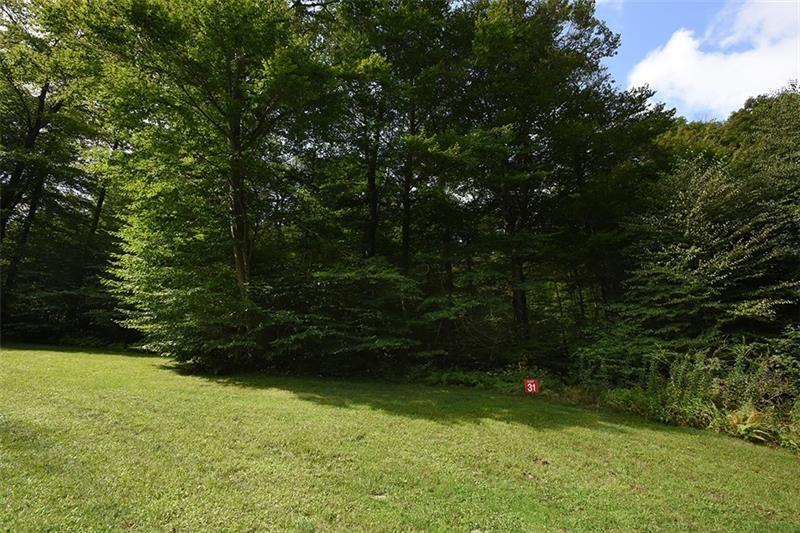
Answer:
[
  {"xmin": 442, "ymin": 220, "xmax": 453, "ymax": 294},
  {"xmin": 365, "ymin": 128, "xmax": 380, "ymax": 258},
  {"xmin": 229, "ymin": 156, "xmax": 250, "ymax": 301},
  {"xmin": 572, "ymin": 268, "xmax": 586, "ymax": 324},
  {"xmin": 2, "ymin": 171, "xmax": 45, "ymax": 317},
  {"xmin": 227, "ymin": 64, "xmax": 251, "ymax": 306},
  {"xmin": 74, "ymin": 185, "xmax": 107, "ymax": 287},
  {"xmin": 401, "ymin": 106, "xmax": 416, "ymax": 274},
  {"xmin": 554, "ymin": 282, "xmax": 570, "ymax": 357},
  {"xmin": 1, "ymin": 162, "xmax": 30, "ymax": 241},
  {"xmin": 1, "ymin": 83, "xmax": 49, "ymax": 241},
  {"xmin": 401, "ymin": 169, "xmax": 411, "ymax": 273},
  {"xmin": 511, "ymin": 255, "xmax": 529, "ymax": 341},
  {"xmin": 67, "ymin": 184, "xmax": 107, "ymax": 329},
  {"xmin": 503, "ymin": 183, "xmax": 529, "ymax": 342}
]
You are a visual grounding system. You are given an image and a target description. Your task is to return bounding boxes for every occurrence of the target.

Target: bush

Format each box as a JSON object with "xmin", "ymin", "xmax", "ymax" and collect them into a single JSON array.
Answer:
[
  {"xmin": 601, "ymin": 388, "xmax": 654, "ymax": 417},
  {"xmin": 716, "ymin": 403, "xmax": 778, "ymax": 445},
  {"xmin": 419, "ymin": 365, "xmax": 558, "ymax": 394},
  {"xmin": 595, "ymin": 338, "xmax": 800, "ymax": 449}
]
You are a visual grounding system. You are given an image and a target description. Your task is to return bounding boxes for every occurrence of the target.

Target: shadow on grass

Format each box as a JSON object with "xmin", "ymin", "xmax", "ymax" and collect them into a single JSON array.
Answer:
[
  {"xmin": 0, "ymin": 341, "xmax": 157, "ymax": 358},
  {"xmin": 6, "ymin": 343, "xmax": 695, "ymax": 437},
  {"xmin": 181, "ymin": 368, "xmax": 682, "ymax": 436}
]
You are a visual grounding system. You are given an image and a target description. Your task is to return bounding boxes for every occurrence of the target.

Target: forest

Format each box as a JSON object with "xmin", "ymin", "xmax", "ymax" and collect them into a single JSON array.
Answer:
[{"xmin": 1, "ymin": 0, "xmax": 799, "ymax": 449}]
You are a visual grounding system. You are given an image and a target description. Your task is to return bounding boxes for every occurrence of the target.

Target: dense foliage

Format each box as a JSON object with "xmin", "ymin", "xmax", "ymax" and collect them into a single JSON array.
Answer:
[{"xmin": 1, "ymin": 0, "xmax": 798, "ymax": 446}]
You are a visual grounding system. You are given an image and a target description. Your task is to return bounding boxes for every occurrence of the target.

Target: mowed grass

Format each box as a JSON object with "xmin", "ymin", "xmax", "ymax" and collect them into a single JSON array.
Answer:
[{"xmin": 1, "ymin": 347, "xmax": 798, "ymax": 532}]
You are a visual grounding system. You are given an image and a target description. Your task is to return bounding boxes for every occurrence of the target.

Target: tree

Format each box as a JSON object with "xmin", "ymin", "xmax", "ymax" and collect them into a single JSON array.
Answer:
[
  {"xmin": 460, "ymin": 0, "xmax": 618, "ymax": 342},
  {"xmin": 582, "ymin": 88, "xmax": 800, "ymax": 384},
  {"xmin": 86, "ymin": 0, "xmax": 331, "ymax": 366},
  {"xmin": 1, "ymin": 0, "xmax": 114, "ymax": 336}
]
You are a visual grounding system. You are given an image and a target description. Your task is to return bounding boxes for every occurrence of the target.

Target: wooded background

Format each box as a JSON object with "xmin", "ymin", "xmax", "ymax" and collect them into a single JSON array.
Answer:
[{"xmin": 2, "ymin": 0, "xmax": 798, "ymax": 446}]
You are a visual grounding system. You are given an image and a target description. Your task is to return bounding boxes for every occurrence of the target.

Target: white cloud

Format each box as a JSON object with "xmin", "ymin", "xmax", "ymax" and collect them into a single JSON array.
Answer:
[{"xmin": 629, "ymin": 0, "xmax": 800, "ymax": 120}]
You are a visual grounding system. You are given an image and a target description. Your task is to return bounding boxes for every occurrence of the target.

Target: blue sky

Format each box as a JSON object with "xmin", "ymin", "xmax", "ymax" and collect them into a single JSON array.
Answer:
[{"xmin": 595, "ymin": 0, "xmax": 800, "ymax": 121}]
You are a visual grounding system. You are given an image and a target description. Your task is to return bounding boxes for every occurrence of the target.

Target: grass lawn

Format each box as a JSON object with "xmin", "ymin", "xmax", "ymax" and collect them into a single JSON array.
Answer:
[{"xmin": 1, "ymin": 346, "xmax": 799, "ymax": 532}]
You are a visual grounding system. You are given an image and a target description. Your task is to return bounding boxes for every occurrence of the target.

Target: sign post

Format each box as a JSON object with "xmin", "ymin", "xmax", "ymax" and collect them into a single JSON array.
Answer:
[{"xmin": 524, "ymin": 378, "xmax": 539, "ymax": 396}]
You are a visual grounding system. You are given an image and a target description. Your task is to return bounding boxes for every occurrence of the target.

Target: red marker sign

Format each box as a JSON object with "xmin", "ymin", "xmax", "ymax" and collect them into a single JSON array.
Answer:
[{"xmin": 524, "ymin": 378, "xmax": 539, "ymax": 395}]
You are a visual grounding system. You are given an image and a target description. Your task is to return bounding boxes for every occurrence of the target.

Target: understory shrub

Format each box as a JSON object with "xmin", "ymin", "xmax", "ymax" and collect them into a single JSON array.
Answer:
[
  {"xmin": 596, "ymin": 336, "xmax": 800, "ymax": 450},
  {"xmin": 412, "ymin": 331, "xmax": 798, "ymax": 450},
  {"xmin": 418, "ymin": 365, "xmax": 558, "ymax": 394}
]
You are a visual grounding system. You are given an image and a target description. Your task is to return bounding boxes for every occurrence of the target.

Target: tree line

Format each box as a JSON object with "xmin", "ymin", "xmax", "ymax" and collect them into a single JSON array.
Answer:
[{"xmin": 1, "ymin": 0, "xmax": 798, "ymax": 445}]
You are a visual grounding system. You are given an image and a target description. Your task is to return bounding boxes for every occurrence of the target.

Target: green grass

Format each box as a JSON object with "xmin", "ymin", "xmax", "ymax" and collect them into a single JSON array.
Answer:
[{"xmin": 1, "ymin": 346, "xmax": 799, "ymax": 532}]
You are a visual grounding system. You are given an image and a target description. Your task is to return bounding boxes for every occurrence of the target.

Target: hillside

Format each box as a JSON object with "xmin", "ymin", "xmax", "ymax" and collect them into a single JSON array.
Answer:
[{"xmin": 2, "ymin": 346, "xmax": 798, "ymax": 531}]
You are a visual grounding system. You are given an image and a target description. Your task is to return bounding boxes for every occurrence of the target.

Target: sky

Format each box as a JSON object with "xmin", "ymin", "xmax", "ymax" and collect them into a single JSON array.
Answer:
[{"xmin": 595, "ymin": 0, "xmax": 800, "ymax": 121}]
